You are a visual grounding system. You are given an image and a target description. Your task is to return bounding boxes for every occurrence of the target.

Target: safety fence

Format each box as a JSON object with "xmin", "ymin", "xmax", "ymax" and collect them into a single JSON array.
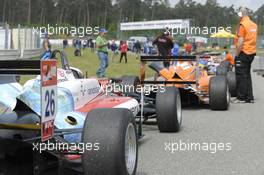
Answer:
[{"xmin": 0, "ymin": 23, "xmax": 42, "ymax": 60}]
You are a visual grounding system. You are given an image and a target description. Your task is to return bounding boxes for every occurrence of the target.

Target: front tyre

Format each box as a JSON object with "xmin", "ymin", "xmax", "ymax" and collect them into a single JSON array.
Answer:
[
  {"xmin": 209, "ymin": 76, "xmax": 230, "ymax": 110},
  {"xmin": 216, "ymin": 61, "xmax": 230, "ymax": 75},
  {"xmin": 82, "ymin": 108, "xmax": 138, "ymax": 175}
]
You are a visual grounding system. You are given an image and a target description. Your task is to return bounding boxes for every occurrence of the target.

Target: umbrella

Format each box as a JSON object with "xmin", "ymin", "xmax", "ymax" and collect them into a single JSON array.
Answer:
[{"xmin": 210, "ymin": 29, "xmax": 236, "ymax": 38}]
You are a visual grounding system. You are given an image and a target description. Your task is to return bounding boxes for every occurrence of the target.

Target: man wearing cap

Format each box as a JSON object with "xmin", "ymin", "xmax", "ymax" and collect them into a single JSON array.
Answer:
[
  {"xmin": 234, "ymin": 7, "xmax": 258, "ymax": 103},
  {"xmin": 96, "ymin": 28, "xmax": 109, "ymax": 78}
]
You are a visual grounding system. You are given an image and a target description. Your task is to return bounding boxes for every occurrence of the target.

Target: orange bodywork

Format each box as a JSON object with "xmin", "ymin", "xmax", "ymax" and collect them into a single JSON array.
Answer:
[
  {"xmin": 171, "ymin": 62, "xmax": 209, "ymax": 91},
  {"xmin": 140, "ymin": 61, "xmax": 212, "ymax": 101}
]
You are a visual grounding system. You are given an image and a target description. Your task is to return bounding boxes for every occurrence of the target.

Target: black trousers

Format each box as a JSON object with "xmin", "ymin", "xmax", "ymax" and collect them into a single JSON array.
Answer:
[
  {"xmin": 120, "ymin": 52, "xmax": 127, "ymax": 63},
  {"xmin": 235, "ymin": 51, "xmax": 255, "ymax": 101}
]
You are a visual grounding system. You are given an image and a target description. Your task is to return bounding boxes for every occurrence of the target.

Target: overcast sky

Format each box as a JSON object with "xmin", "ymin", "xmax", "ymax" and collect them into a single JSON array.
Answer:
[{"xmin": 169, "ymin": 0, "xmax": 263, "ymax": 11}]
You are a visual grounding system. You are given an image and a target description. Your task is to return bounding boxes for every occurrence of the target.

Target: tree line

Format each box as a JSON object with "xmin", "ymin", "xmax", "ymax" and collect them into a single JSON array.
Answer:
[{"xmin": 0, "ymin": 0, "xmax": 263, "ymax": 34}]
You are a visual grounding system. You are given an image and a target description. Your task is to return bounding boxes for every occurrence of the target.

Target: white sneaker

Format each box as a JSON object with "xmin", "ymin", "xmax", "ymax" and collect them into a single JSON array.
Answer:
[{"xmin": 232, "ymin": 98, "xmax": 246, "ymax": 103}]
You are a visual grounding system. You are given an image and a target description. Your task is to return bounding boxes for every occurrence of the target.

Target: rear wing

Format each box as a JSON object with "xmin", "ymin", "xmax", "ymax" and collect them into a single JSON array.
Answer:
[
  {"xmin": 140, "ymin": 55, "xmax": 197, "ymax": 62},
  {"xmin": 0, "ymin": 59, "xmax": 58, "ymax": 142},
  {"xmin": 140, "ymin": 55, "xmax": 199, "ymax": 84},
  {"xmin": 0, "ymin": 50, "xmax": 70, "ymax": 76},
  {"xmin": 0, "ymin": 60, "xmax": 41, "ymax": 75}
]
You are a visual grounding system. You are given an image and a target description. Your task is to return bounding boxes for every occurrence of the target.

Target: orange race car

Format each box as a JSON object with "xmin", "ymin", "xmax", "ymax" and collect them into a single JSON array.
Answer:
[{"xmin": 139, "ymin": 55, "xmax": 233, "ymax": 110}]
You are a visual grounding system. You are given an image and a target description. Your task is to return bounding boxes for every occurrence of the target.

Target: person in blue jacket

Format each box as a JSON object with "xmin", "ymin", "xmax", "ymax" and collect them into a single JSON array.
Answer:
[
  {"xmin": 171, "ymin": 42, "xmax": 179, "ymax": 56},
  {"xmin": 41, "ymin": 33, "xmax": 52, "ymax": 60},
  {"xmin": 143, "ymin": 42, "xmax": 149, "ymax": 55}
]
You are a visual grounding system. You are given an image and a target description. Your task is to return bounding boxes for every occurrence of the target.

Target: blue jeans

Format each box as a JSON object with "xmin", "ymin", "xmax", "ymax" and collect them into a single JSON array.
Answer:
[{"xmin": 96, "ymin": 52, "xmax": 109, "ymax": 77}]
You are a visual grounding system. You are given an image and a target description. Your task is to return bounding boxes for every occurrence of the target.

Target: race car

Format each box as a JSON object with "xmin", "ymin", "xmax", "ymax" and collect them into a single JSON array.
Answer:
[
  {"xmin": 193, "ymin": 52, "xmax": 236, "ymax": 97},
  {"xmin": 0, "ymin": 50, "xmax": 139, "ymax": 175},
  {"xmin": 138, "ymin": 55, "xmax": 233, "ymax": 110},
  {"xmin": 120, "ymin": 75, "xmax": 182, "ymax": 133}
]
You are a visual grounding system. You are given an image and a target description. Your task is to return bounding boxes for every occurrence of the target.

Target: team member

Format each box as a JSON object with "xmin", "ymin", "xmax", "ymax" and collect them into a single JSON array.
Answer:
[
  {"xmin": 152, "ymin": 29, "xmax": 174, "ymax": 68},
  {"xmin": 223, "ymin": 46, "xmax": 234, "ymax": 65},
  {"xmin": 152, "ymin": 29, "xmax": 174, "ymax": 81},
  {"xmin": 234, "ymin": 7, "xmax": 258, "ymax": 103},
  {"xmin": 96, "ymin": 28, "xmax": 109, "ymax": 78}
]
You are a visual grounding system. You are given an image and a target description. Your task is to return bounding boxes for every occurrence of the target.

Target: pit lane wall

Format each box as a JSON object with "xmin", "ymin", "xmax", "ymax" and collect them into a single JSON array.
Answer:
[{"xmin": 0, "ymin": 23, "xmax": 43, "ymax": 60}]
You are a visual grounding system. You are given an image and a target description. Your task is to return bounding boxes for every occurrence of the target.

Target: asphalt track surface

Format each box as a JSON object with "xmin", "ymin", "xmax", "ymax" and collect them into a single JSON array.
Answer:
[
  {"xmin": 1, "ymin": 57, "xmax": 264, "ymax": 175},
  {"xmin": 137, "ymin": 57, "xmax": 264, "ymax": 175}
]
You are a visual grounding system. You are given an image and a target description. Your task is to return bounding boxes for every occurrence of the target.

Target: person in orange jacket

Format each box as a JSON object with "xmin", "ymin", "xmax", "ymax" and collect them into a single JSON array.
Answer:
[
  {"xmin": 223, "ymin": 46, "xmax": 234, "ymax": 66},
  {"xmin": 185, "ymin": 42, "xmax": 192, "ymax": 55},
  {"xmin": 234, "ymin": 7, "xmax": 258, "ymax": 103}
]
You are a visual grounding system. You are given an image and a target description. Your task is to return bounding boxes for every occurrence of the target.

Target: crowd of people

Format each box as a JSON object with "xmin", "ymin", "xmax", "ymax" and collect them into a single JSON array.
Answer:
[
  {"xmin": 41, "ymin": 6, "xmax": 257, "ymax": 103},
  {"xmin": 93, "ymin": 7, "xmax": 257, "ymax": 104},
  {"xmin": 54, "ymin": 28, "xmax": 201, "ymax": 79}
]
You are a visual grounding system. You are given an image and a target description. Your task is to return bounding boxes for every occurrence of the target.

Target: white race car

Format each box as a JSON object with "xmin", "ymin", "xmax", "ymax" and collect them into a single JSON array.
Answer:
[{"xmin": 0, "ymin": 50, "xmax": 139, "ymax": 175}]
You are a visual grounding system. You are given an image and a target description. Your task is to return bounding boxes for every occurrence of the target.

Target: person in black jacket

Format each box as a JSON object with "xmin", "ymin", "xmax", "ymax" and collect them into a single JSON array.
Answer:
[
  {"xmin": 134, "ymin": 40, "xmax": 141, "ymax": 59},
  {"xmin": 152, "ymin": 29, "xmax": 174, "ymax": 68},
  {"xmin": 63, "ymin": 39, "xmax": 68, "ymax": 49}
]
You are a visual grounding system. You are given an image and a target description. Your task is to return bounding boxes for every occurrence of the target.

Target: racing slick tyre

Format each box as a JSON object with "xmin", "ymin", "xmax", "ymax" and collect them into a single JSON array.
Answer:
[
  {"xmin": 216, "ymin": 61, "xmax": 230, "ymax": 75},
  {"xmin": 156, "ymin": 86, "xmax": 182, "ymax": 132},
  {"xmin": 209, "ymin": 76, "xmax": 230, "ymax": 110},
  {"xmin": 122, "ymin": 76, "xmax": 140, "ymax": 94},
  {"xmin": 227, "ymin": 71, "xmax": 237, "ymax": 97},
  {"xmin": 221, "ymin": 60, "xmax": 231, "ymax": 69},
  {"xmin": 82, "ymin": 108, "xmax": 138, "ymax": 175}
]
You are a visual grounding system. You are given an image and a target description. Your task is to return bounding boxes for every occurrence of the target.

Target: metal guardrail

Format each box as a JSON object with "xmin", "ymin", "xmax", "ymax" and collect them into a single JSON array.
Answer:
[
  {"xmin": 0, "ymin": 49, "xmax": 43, "ymax": 60},
  {"xmin": 22, "ymin": 49, "xmax": 44, "ymax": 59},
  {"xmin": 0, "ymin": 50, "xmax": 19, "ymax": 60},
  {"xmin": 0, "ymin": 23, "xmax": 43, "ymax": 60}
]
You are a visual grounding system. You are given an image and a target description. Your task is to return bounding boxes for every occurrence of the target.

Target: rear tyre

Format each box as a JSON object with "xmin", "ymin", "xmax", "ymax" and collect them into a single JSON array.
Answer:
[
  {"xmin": 82, "ymin": 108, "xmax": 138, "ymax": 175},
  {"xmin": 227, "ymin": 71, "xmax": 236, "ymax": 97},
  {"xmin": 216, "ymin": 61, "xmax": 230, "ymax": 75},
  {"xmin": 156, "ymin": 86, "xmax": 182, "ymax": 132},
  {"xmin": 209, "ymin": 76, "xmax": 230, "ymax": 110},
  {"xmin": 221, "ymin": 60, "xmax": 230, "ymax": 69},
  {"xmin": 122, "ymin": 76, "xmax": 140, "ymax": 94}
]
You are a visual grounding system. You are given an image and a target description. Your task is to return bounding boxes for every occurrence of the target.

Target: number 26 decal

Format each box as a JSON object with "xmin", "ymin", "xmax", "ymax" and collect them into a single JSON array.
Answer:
[{"xmin": 45, "ymin": 90, "xmax": 55, "ymax": 117}]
